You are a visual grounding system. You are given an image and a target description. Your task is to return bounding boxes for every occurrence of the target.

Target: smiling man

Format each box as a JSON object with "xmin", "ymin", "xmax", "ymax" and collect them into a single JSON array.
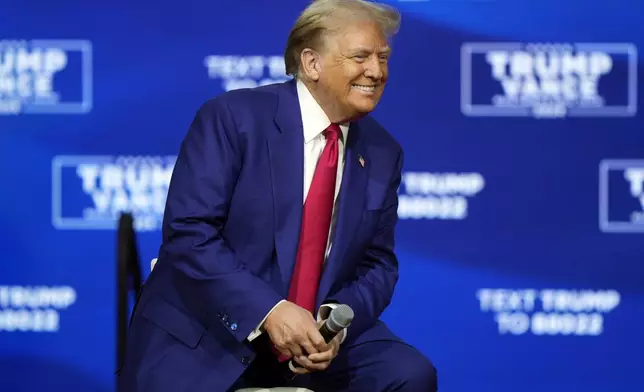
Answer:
[{"xmin": 118, "ymin": 1, "xmax": 438, "ymax": 391}]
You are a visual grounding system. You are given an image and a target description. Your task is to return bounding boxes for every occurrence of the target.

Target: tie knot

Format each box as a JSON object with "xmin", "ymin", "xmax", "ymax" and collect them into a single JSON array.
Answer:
[{"xmin": 323, "ymin": 123, "xmax": 341, "ymax": 142}]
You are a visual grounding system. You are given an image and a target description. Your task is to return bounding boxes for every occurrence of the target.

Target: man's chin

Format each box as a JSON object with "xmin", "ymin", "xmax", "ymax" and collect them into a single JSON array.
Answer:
[{"xmin": 350, "ymin": 101, "xmax": 378, "ymax": 116}]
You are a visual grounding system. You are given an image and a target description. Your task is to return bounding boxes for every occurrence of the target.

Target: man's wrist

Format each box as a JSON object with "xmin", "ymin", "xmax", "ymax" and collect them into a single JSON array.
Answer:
[
  {"xmin": 247, "ymin": 299, "xmax": 285, "ymax": 341},
  {"xmin": 262, "ymin": 300, "xmax": 287, "ymax": 331}
]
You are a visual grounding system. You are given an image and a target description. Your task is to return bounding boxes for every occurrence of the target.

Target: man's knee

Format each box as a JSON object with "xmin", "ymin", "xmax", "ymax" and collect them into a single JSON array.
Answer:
[{"xmin": 389, "ymin": 344, "xmax": 437, "ymax": 392}]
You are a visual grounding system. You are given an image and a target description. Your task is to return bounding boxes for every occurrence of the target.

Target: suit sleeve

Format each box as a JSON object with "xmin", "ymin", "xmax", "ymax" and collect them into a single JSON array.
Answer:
[
  {"xmin": 324, "ymin": 149, "xmax": 403, "ymax": 341},
  {"xmin": 161, "ymin": 98, "xmax": 283, "ymax": 343}
]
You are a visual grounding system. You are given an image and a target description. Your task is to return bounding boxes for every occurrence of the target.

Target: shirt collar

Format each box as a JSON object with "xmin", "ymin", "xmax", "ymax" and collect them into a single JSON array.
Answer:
[{"xmin": 296, "ymin": 79, "xmax": 350, "ymax": 144}]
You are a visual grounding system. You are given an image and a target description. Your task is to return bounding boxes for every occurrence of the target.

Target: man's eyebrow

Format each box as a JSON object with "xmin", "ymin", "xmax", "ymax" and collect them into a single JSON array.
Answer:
[{"xmin": 348, "ymin": 46, "xmax": 392, "ymax": 54}]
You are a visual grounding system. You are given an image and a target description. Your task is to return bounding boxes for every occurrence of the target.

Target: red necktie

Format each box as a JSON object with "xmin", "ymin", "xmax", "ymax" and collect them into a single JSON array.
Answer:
[
  {"xmin": 276, "ymin": 123, "xmax": 341, "ymax": 362},
  {"xmin": 288, "ymin": 123, "xmax": 341, "ymax": 313}
]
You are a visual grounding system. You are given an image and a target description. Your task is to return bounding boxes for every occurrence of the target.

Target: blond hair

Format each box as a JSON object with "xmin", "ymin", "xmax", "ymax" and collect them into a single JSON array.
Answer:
[{"xmin": 284, "ymin": 0, "xmax": 401, "ymax": 77}]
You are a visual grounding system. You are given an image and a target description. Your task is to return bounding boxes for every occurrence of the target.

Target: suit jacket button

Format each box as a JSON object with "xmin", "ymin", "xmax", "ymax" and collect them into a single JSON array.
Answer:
[
  {"xmin": 241, "ymin": 356, "xmax": 250, "ymax": 365},
  {"xmin": 230, "ymin": 322, "xmax": 238, "ymax": 331}
]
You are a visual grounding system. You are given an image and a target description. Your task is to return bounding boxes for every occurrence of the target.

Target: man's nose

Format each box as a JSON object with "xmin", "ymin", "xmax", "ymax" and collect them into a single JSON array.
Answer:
[{"xmin": 363, "ymin": 57, "xmax": 384, "ymax": 80}]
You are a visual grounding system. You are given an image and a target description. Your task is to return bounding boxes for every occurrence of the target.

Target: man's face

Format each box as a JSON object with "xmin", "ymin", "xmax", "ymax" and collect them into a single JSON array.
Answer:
[{"xmin": 316, "ymin": 21, "xmax": 390, "ymax": 121}]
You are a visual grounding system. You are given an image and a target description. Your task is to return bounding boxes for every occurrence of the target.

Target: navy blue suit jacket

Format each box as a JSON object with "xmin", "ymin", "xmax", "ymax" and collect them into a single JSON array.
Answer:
[{"xmin": 119, "ymin": 79, "xmax": 404, "ymax": 391}]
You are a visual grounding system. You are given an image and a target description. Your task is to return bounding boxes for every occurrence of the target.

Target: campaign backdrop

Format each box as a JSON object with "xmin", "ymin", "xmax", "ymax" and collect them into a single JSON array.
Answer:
[{"xmin": 1, "ymin": 1, "xmax": 642, "ymax": 391}]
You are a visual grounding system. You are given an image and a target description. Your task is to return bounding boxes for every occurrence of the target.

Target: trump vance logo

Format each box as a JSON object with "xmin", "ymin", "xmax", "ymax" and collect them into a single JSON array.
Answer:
[
  {"xmin": 0, "ymin": 39, "xmax": 92, "ymax": 115},
  {"xmin": 599, "ymin": 159, "xmax": 644, "ymax": 233},
  {"xmin": 461, "ymin": 42, "xmax": 637, "ymax": 119},
  {"xmin": 51, "ymin": 155, "xmax": 176, "ymax": 231}
]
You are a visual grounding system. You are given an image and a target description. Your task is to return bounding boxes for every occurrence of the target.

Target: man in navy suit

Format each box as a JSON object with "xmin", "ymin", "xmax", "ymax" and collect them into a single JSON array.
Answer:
[{"xmin": 118, "ymin": 0, "xmax": 437, "ymax": 391}]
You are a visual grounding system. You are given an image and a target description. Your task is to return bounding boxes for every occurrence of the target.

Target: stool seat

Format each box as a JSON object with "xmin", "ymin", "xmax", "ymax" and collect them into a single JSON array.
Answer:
[{"xmin": 236, "ymin": 389, "xmax": 314, "ymax": 392}]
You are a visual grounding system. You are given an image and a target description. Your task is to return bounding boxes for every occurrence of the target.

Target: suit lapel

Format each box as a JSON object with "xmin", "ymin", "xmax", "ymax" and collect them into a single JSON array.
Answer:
[
  {"xmin": 316, "ymin": 121, "xmax": 369, "ymax": 308},
  {"xmin": 268, "ymin": 80, "xmax": 304, "ymax": 295}
]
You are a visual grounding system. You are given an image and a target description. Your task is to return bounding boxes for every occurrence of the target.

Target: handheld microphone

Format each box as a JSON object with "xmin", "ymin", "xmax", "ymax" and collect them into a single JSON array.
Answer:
[{"xmin": 284, "ymin": 304, "xmax": 354, "ymax": 379}]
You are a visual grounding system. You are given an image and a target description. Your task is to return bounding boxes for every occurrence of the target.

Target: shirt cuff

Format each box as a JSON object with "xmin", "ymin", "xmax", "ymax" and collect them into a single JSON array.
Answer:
[
  {"xmin": 247, "ymin": 299, "xmax": 286, "ymax": 342},
  {"xmin": 317, "ymin": 303, "xmax": 347, "ymax": 344}
]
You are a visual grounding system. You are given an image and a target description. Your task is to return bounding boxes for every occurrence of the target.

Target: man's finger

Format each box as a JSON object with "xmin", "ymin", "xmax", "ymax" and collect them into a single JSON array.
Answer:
[
  {"xmin": 299, "ymin": 338, "xmax": 320, "ymax": 356},
  {"xmin": 332, "ymin": 335, "xmax": 341, "ymax": 354},
  {"xmin": 287, "ymin": 343, "xmax": 303, "ymax": 358},
  {"xmin": 307, "ymin": 349, "xmax": 334, "ymax": 363},
  {"xmin": 293, "ymin": 355, "xmax": 328, "ymax": 372},
  {"xmin": 307, "ymin": 328, "xmax": 328, "ymax": 352},
  {"xmin": 309, "ymin": 337, "xmax": 340, "ymax": 362},
  {"xmin": 291, "ymin": 357, "xmax": 312, "ymax": 374}
]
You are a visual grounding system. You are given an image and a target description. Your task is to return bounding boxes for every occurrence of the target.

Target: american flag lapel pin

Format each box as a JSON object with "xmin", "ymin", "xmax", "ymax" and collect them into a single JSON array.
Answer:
[{"xmin": 358, "ymin": 154, "xmax": 365, "ymax": 168}]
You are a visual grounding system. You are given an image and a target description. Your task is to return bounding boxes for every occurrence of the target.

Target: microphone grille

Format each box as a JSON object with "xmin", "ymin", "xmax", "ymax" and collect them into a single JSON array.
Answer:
[{"xmin": 328, "ymin": 304, "xmax": 354, "ymax": 331}]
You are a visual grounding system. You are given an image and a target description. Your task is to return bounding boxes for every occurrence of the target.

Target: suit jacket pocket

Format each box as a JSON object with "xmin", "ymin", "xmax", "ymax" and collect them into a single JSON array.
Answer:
[{"xmin": 141, "ymin": 297, "xmax": 206, "ymax": 349}]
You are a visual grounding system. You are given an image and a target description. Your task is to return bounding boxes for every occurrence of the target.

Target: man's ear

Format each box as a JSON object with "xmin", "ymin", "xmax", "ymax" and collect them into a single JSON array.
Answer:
[{"xmin": 300, "ymin": 48, "xmax": 322, "ymax": 81}]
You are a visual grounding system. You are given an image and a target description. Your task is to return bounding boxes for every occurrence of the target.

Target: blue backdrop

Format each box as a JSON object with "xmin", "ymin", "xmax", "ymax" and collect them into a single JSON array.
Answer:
[{"xmin": 1, "ymin": 1, "xmax": 642, "ymax": 391}]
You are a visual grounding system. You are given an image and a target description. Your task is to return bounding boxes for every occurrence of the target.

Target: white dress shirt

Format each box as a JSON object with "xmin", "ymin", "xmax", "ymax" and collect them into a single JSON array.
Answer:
[{"xmin": 246, "ymin": 79, "xmax": 349, "ymax": 344}]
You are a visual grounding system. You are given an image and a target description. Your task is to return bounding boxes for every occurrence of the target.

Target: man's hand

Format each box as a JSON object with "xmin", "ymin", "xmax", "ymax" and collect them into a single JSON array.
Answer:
[
  {"xmin": 290, "ymin": 319, "xmax": 342, "ymax": 375},
  {"xmin": 263, "ymin": 301, "xmax": 327, "ymax": 359}
]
